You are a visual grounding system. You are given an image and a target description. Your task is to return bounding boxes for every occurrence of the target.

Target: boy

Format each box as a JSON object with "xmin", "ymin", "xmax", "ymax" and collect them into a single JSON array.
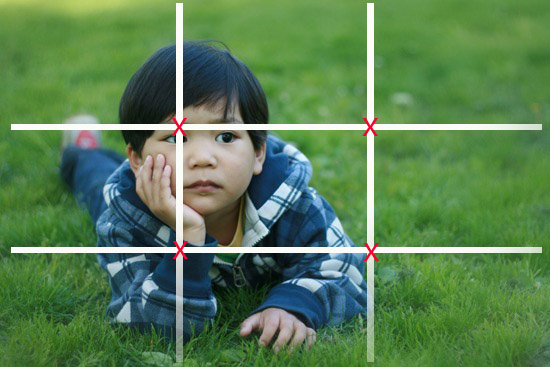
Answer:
[{"xmin": 60, "ymin": 41, "xmax": 368, "ymax": 353}]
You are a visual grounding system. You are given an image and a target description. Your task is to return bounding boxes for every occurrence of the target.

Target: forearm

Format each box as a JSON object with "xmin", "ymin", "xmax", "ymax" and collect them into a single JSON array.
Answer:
[
  {"xmin": 104, "ymin": 275, "xmax": 217, "ymax": 344},
  {"xmin": 97, "ymin": 223, "xmax": 219, "ymax": 341},
  {"xmin": 152, "ymin": 233, "xmax": 218, "ymax": 297}
]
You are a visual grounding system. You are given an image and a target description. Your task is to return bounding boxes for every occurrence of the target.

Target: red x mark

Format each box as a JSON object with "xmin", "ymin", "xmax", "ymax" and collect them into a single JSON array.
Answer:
[
  {"xmin": 172, "ymin": 117, "xmax": 187, "ymax": 137},
  {"xmin": 364, "ymin": 243, "xmax": 379, "ymax": 261},
  {"xmin": 362, "ymin": 118, "xmax": 378, "ymax": 136},
  {"xmin": 173, "ymin": 240, "xmax": 188, "ymax": 259}
]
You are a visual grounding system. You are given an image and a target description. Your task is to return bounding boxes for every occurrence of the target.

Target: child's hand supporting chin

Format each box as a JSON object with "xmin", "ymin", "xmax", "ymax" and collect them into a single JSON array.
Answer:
[
  {"xmin": 136, "ymin": 153, "xmax": 206, "ymax": 245},
  {"xmin": 240, "ymin": 308, "xmax": 316, "ymax": 354}
]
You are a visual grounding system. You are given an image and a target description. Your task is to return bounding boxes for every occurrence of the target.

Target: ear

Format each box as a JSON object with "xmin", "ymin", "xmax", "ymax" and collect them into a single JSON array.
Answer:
[
  {"xmin": 253, "ymin": 142, "xmax": 267, "ymax": 176},
  {"xmin": 126, "ymin": 143, "xmax": 143, "ymax": 176}
]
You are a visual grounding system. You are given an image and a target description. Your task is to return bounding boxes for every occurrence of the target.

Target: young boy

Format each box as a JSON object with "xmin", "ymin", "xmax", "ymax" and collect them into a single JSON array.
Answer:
[{"xmin": 60, "ymin": 41, "xmax": 368, "ymax": 353}]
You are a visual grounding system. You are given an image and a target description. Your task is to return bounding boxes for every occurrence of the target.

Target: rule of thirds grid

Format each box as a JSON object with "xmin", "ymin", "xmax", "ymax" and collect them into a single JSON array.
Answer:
[{"xmin": 10, "ymin": 2, "xmax": 543, "ymax": 364}]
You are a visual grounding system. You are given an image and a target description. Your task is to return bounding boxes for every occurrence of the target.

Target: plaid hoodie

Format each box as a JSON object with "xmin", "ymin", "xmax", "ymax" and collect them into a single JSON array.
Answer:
[{"xmin": 96, "ymin": 134, "xmax": 368, "ymax": 342}]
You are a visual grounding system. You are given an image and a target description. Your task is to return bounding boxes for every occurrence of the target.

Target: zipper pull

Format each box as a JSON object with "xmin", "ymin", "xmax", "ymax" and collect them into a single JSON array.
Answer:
[{"xmin": 232, "ymin": 265, "xmax": 247, "ymax": 288}]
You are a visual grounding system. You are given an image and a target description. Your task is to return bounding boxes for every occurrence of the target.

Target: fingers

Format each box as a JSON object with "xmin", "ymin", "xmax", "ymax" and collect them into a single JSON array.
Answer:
[
  {"xmin": 134, "ymin": 153, "xmax": 177, "ymax": 229},
  {"xmin": 239, "ymin": 309, "xmax": 316, "ymax": 354},
  {"xmin": 258, "ymin": 313, "xmax": 280, "ymax": 347},
  {"xmin": 240, "ymin": 313, "xmax": 260, "ymax": 337},
  {"xmin": 137, "ymin": 154, "xmax": 173, "ymax": 205},
  {"xmin": 159, "ymin": 162, "xmax": 173, "ymax": 204},
  {"xmin": 151, "ymin": 154, "xmax": 165, "ymax": 204},
  {"xmin": 272, "ymin": 319, "xmax": 295, "ymax": 354},
  {"xmin": 306, "ymin": 328, "xmax": 317, "ymax": 350},
  {"xmin": 136, "ymin": 164, "xmax": 143, "ymax": 198},
  {"xmin": 289, "ymin": 323, "xmax": 307, "ymax": 352},
  {"xmin": 136, "ymin": 155, "xmax": 153, "ymax": 203},
  {"xmin": 272, "ymin": 322, "xmax": 316, "ymax": 354}
]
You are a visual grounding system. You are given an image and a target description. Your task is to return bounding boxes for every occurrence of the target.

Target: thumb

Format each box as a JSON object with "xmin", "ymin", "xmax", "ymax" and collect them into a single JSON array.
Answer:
[{"xmin": 240, "ymin": 313, "xmax": 261, "ymax": 337}]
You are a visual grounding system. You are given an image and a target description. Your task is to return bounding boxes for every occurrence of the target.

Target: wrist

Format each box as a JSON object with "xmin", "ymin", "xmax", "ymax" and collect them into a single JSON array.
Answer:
[
  {"xmin": 169, "ymin": 225, "xmax": 206, "ymax": 246},
  {"xmin": 183, "ymin": 226, "xmax": 206, "ymax": 245}
]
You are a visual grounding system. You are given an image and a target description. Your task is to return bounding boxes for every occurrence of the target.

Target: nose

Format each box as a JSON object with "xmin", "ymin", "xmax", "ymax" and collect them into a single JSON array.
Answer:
[{"xmin": 187, "ymin": 142, "xmax": 217, "ymax": 169}]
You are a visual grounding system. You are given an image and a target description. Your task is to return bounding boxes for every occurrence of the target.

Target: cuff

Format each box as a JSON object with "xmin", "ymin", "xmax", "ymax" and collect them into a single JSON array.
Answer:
[
  {"xmin": 152, "ymin": 233, "xmax": 218, "ymax": 298},
  {"xmin": 249, "ymin": 283, "xmax": 325, "ymax": 330}
]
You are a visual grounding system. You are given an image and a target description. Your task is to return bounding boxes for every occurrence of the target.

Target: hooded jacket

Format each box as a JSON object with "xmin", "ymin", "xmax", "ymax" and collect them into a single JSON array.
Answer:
[{"xmin": 96, "ymin": 134, "xmax": 368, "ymax": 342}]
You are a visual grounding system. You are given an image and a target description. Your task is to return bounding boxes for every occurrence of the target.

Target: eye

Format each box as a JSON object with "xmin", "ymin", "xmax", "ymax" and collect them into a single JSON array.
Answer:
[
  {"xmin": 215, "ymin": 132, "xmax": 236, "ymax": 144},
  {"xmin": 164, "ymin": 135, "xmax": 186, "ymax": 143}
]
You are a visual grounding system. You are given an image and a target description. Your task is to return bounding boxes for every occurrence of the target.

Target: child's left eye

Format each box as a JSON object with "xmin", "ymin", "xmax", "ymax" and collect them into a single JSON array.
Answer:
[{"xmin": 215, "ymin": 132, "xmax": 236, "ymax": 144}]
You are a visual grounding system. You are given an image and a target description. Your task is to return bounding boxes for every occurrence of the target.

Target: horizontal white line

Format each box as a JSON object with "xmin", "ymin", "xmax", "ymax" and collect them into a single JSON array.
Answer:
[
  {"xmin": 10, "ymin": 124, "xmax": 543, "ymax": 131},
  {"xmin": 378, "ymin": 247, "xmax": 543, "ymax": 253},
  {"xmin": 10, "ymin": 246, "xmax": 542, "ymax": 254},
  {"xmin": 374, "ymin": 124, "xmax": 542, "ymax": 131}
]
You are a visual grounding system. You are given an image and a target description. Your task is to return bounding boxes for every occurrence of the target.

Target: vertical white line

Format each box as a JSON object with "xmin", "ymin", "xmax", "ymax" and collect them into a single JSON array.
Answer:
[
  {"xmin": 366, "ymin": 2, "xmax": 375, "ymax": 363},
  {"xmin": 175, "ymin": 2, "xmax": 184, "ymax": 363},
  {"xmin": 367, "ymin": 3, "xmax": 374, "ymax": 118}
]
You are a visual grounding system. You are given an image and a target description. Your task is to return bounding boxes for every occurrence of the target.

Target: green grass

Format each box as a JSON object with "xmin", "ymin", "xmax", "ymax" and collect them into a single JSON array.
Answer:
[{"xmin": 0, "ymin": 0, "xmax": 549, "ymax": 366}]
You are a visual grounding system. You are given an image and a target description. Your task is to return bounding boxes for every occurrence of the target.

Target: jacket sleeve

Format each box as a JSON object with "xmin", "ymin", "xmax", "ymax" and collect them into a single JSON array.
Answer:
[
  {"xmin": 96, "ymin": 215, "xmax": 218, "ymax": 343},
  {"xmin": 250, "ymin": 191, "xmax": 368, "ymax": 330}
]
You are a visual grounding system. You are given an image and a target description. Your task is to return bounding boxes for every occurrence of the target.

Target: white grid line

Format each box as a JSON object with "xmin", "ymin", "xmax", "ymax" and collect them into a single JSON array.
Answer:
[
  {"xmin": 175, "ymin": 3, "xmax": 184, "ymax": 362},
  {"xmin": 10, "ymin": 123, "xmax": 543, "ymax": 131},
  {"xmin": 11, "ymin": 247, "xmax": 542, "ymax": 254},
  {"xmin": 366, "ymin": 4, "xmax": 375, "ymax": 361}
]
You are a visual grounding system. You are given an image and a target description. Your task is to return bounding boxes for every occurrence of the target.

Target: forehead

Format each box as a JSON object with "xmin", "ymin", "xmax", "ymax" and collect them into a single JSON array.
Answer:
[
  {"xmin": 182, "ymin": 104, "xmax": 243, "ymax": 124},
  {"xmin": 152, "ymin": 104, "xmax": 244, "ymax": 137},
  {"xmin": 161, "ymin": 101, "xmax": 243, "ymax": 124}
]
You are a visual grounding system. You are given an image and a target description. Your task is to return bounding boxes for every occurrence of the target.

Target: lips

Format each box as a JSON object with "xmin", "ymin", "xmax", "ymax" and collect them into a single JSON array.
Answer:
[{"xmin": 186, "ymin": 180, "xmax": 221, "ymax": 189}]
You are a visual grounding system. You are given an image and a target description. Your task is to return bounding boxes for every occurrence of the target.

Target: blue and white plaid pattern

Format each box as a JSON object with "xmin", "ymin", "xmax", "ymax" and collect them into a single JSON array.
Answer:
[{"xmin": 96, "ymin": 134, "xmax": 368, "ymax": 342}]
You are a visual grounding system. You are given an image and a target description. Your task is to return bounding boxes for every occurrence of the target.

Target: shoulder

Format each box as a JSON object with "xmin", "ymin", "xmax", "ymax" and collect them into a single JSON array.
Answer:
[
  {"xmin": 274, "ymin": 185, "xmax": 350, "ymax": 245},
  {"xmin": 288, "ymin": 185, "xmax": 336, "ymax": 222},
  {"xmin": 96, "ymin": 207, "xmax": 135, "ymax": 244}
]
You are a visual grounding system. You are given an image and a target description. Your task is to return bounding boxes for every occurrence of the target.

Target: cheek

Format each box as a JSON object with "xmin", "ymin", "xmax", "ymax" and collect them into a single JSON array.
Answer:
[{"xmin": 226, "ymin": 166, "xmax": 254, "ymax": 194}]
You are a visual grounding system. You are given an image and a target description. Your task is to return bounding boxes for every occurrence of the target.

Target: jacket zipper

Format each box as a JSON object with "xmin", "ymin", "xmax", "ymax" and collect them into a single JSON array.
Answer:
[
  {"xmin": 232, "ymin": 265, "xmax": 247, "ymax": 288},
  {"xmin": 212, "ymin": 235, "xmax": 266, "ymax": 288},
  {"xmin": 212, "ymin": 257, "xmax": 247, "ymax": 288}
]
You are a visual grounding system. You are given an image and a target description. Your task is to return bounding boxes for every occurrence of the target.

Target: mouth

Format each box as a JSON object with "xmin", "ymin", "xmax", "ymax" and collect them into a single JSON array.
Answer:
[
  {"xmin": 186, "ymin": 185, "xmax": 220, "ymax": 193},
  {"xmin": 185, "ymin": 180, "xmax": 221, "ymax": 192}
]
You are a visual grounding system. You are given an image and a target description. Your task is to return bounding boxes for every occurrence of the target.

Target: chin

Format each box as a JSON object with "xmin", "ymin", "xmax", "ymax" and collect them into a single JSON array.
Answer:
[{"xmin": 183, "ymin": 199, "xmax": 216, "ymax": 216}]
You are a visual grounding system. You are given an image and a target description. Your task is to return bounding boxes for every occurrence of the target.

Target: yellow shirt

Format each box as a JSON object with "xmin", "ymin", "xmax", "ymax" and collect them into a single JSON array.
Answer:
[{"xmin": 216, "ymin": 195, "xmax": 245, "ymax": 263}]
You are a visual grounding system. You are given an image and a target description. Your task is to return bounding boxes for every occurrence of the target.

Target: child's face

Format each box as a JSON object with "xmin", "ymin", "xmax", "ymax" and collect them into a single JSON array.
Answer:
[{"xmin": 130, "ymin": 103, "xmax": 266, "ymax": 217}]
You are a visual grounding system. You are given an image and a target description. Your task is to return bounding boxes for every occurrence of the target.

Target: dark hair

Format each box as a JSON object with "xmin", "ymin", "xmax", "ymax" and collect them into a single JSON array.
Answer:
[{"xmin": 119, "ymin": 41, "xmax": 268, "ymax": 156}]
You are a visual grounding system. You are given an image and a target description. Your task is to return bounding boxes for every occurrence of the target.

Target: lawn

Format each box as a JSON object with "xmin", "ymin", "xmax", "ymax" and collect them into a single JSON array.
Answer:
[{"xmin": 0, "ymin": 0, "xmax": 549, "ymax": 366}]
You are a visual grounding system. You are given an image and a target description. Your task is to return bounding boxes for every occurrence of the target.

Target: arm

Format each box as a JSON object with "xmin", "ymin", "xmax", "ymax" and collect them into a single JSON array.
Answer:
[
  {"xmin": 96, "ymin": 214, "xmax": 218, "ymax": 343},
  {"xmin": 249, "ymin": 191, "xmax": 368, "ymax": 330}
]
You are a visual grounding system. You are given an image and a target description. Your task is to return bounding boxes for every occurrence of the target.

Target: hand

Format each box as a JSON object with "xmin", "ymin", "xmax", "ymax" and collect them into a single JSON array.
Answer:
[
  {"xmin": 135, "ymin": 154, "xmax": 206, "ymax": 244},
  {"xmin": 239, "ymin": 307, "xmax": 316, "ymax": 354}
]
